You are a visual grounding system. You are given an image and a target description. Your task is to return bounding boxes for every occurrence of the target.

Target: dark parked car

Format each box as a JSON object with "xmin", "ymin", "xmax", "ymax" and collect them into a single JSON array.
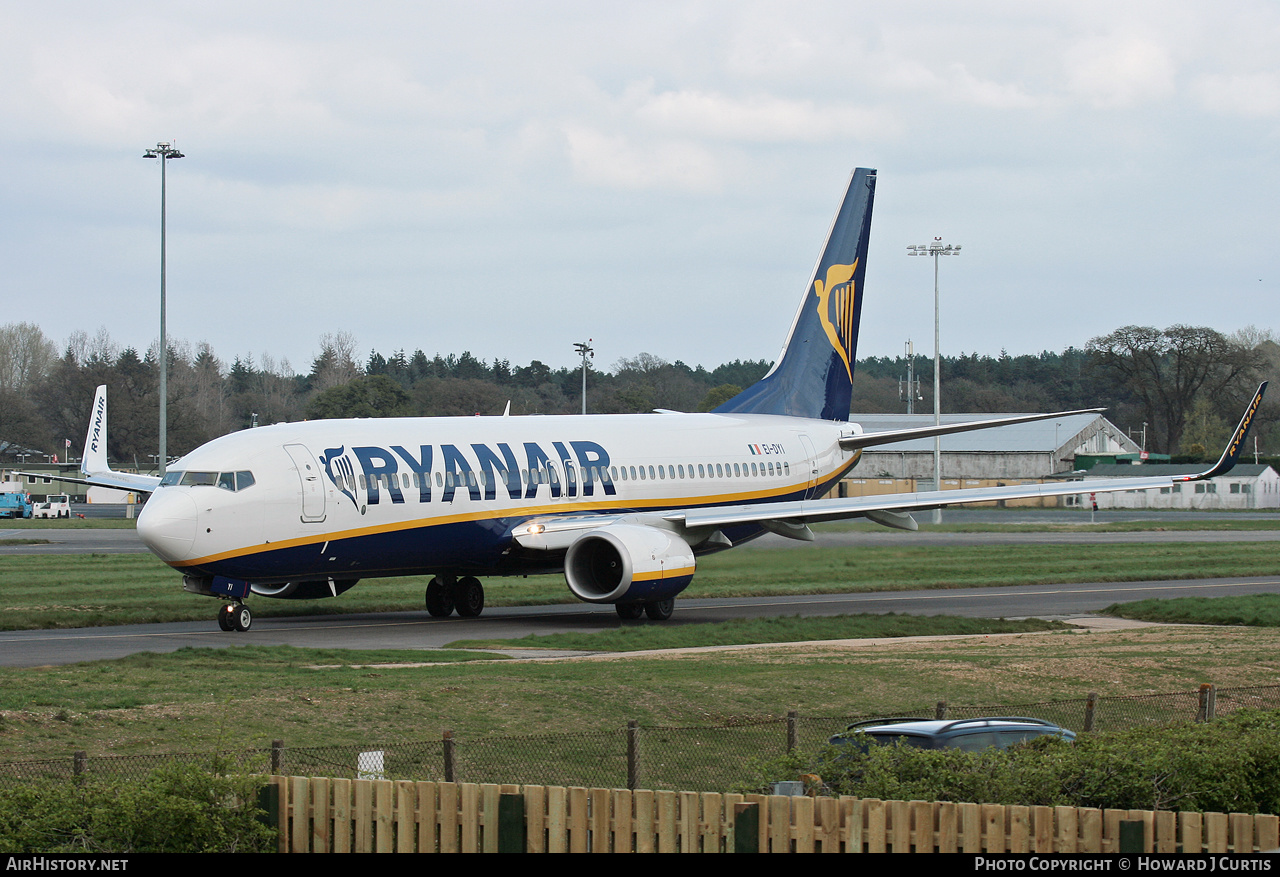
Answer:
[{"xmin": 829, "ymin": 716, "xmax": 1076, "ymax": 753}]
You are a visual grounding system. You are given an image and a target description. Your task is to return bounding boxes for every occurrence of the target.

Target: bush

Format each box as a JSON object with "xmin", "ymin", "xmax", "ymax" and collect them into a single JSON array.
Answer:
[
  {"xmin": 744, "ymin": 709, "xmax": 1280, "ymax": 814},
  {"xmin": 0, "ymin": 763, "xmax": 275, "ymax": 853}
]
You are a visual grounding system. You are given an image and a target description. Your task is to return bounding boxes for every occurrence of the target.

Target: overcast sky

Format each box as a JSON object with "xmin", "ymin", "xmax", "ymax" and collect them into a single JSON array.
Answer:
[{"xmin": 3, "ymin": 1, "xmax": 1278, "ymax": 377}]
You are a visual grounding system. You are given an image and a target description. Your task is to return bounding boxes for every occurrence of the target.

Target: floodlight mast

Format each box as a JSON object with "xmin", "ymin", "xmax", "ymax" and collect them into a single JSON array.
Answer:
[
  {"xmin": 143, "ymin": 142, "xmax": 184, "ymax": 476},
  {"xmin": 574, "ymin": 340, "xmax": 594, "ymax": 415},
  {"xmin": 907, "ymin": 237, "xmax": 961, "ymax": 523}
]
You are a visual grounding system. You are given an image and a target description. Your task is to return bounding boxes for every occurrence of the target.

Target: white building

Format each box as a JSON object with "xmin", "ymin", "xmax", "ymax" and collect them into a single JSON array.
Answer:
[{"xmin": 1078, "ymin": 464, "xmax": 1280, "ymax": 510}]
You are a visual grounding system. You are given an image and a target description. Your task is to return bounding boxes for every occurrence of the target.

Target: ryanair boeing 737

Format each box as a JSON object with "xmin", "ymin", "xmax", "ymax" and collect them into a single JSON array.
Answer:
[{"xmin": 68, "ymin": 168, "xmax": 1267, "ymax": 632}]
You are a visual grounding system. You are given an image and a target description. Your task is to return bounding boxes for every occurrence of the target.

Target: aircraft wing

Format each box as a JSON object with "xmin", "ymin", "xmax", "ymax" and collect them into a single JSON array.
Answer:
[
  {"xmin": 839, "ymin": 408, "xmax": 1105, "ymax": 451},
  {"xmin": 516, "ymin": 382, "xmax": 1267, "ymax": 550},
  {"xmin": 683, "ymin": 381, "xmax": 1268, "ymax": 536},
  {"xmin": 15, "ymin": 469, "xmax": 160, "ymax": 493},
  {"xmin": 666, "ymin": 473, "xmax": 1174, "ymax": 535}
]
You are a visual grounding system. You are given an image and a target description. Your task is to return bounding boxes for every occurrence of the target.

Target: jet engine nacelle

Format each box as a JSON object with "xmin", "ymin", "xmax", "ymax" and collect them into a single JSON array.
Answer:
[{"xmin": 564, "ymin": 524, "xmax": 696, "ymax": 605}]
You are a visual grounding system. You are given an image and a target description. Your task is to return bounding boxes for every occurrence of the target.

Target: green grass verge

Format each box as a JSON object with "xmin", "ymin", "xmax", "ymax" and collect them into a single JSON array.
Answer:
[
  {"xmin": 0, "ymin": 518, "xmax": 138, "ymax": 529},
  {"xmin": 1102, "ymin": 593, "xmax": 1280, "ymax": 627},
  {"xmin": 0, "ymin": 624, "xmax": 1276, "ymax": 763},
  {"xmin": 446, "ymin": 614, "xmax": 1070, "ymax": 652},
  {"xmin": 2, "ymin": 541, "xmax": 1278, "ymax": 630}
]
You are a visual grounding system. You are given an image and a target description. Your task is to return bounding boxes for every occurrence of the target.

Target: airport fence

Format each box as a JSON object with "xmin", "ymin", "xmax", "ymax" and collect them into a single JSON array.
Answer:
[
  {"xmin": 3, "ymin": 682, "xmax": 1279, "ymax": 793},
  {"xmin": 271, "ymin": 777, "xmax": 1280, "ymax": 853}
]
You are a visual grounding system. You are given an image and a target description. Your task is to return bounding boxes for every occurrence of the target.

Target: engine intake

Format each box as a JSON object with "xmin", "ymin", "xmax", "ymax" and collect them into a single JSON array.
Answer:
[{"xmin": 564, "ymin": 524, "xmax": 695, "ymax": 604}]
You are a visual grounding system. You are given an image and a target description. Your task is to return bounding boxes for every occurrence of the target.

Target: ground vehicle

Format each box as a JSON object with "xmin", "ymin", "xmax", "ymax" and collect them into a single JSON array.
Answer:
[
  {"xmin": 829, "ymin": 717, "xmax": 1076, "ymax": 752},
  {"xmin": 0, "ymin": 491, "xmax": 32, "ymax": 519},
  {"xmin": 31, "ymin": 494, "xmax": 71, "ymax": 519}
]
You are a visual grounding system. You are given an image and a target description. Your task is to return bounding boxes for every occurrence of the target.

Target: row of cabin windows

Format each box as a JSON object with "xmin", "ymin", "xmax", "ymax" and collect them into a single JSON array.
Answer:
[{"xmin": 349, "ymin": 459, "xmax": 793, "ymax": 493}]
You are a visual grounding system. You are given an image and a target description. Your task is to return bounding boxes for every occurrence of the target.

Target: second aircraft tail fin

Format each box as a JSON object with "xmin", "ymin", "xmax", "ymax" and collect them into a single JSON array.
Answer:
[
  {"xmin": 77, "ymin": 384, "xmax": 161, "ymax": 493},
  {"xmin": 81, "ymin": 385, "xmax": 110, "ymax": 478}
]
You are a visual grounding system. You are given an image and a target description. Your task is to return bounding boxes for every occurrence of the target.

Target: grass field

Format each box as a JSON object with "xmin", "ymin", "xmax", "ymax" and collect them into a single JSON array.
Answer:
[
  {"xmin": 0, "ymin": 625, "xmax": 1276, "ymax": 765},
  {"xmin": 445, "ymin": 614, "xmax": 1070, "ymax": 651},
  {"xmin": 2, "ymin": 540, "xmax": 1279, "ymax": 630},
  {"xmin": 1104, "ymin": 593, "xmax": 1280, "ymax": 627},
  {"xmin": 2, "ymin": 518, "xmax": 1278, "ymax": 780},
  {"xmin": 0, "ymin": 519, "xmax": 138, "ymax": 530}
]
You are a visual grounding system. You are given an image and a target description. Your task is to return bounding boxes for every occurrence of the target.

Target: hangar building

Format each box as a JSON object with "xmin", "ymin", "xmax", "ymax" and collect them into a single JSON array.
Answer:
[{"xmin": 847, "ymin": 412, "xmax": 1138, "ymax": 482}]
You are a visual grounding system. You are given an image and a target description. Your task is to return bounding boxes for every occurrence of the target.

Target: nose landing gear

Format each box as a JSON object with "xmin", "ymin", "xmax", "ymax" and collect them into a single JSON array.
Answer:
[{"xmin": 217, "ymin": 602, "xmax": 252, "ymax": 632}]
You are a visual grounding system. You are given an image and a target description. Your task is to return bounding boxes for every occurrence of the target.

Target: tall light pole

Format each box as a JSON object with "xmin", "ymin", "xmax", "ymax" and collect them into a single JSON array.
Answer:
[
  {"xmin": 908, "ymin": 237, "xmax": 961, "ymax": 523},
  {"xmin": 574, "ymin": 340, "xmax": 594, "ymax": 414},
  {"xmin": 143, "ymin": 142, "xmax": 184, "ymax": 475}
]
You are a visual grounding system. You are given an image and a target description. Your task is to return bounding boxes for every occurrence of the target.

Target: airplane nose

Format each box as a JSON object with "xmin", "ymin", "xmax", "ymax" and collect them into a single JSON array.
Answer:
[{"xmin": 137, "ymin": 491, "xmax": 199, "ymax": 561}]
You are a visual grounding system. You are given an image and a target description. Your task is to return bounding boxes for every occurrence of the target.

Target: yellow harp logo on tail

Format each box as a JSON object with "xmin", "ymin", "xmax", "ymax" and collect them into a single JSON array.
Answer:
[{"xmin": 813, "ymin": 259, "xmax": 859, "ymax": 382}]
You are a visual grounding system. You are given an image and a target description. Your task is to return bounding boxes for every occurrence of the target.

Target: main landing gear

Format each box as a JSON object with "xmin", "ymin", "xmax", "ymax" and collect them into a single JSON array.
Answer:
[
  {"xmin": 217, "ymin": 602, "xmax": 252, "ymax": 632},
  {"xmin": 615, "ymin": 597, "xmax": 675, "ymax": 621},
  {"xmin": 425, "ymin": 575, "xmax": 485, "ymax": 618}
]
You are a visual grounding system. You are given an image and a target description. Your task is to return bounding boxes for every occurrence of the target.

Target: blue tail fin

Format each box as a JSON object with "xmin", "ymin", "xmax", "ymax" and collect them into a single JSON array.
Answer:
[{"xmin": 714, "ymin": 167, "xmax": 876, "ymax": 422}]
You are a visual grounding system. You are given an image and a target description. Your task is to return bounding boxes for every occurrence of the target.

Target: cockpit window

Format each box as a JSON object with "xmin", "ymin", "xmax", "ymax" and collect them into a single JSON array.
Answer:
[
  {"xmin": 161, "ymin": 470, "xmax": 256, "ymax": 491},
  {"xmin": 180, "ymin": 472, "xmax": 219, "ymax": 487}
]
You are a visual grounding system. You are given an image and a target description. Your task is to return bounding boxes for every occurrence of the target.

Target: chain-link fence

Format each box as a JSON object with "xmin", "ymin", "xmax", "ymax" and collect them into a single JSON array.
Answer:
[{"xmin": 4, "ymin": 683, "xmax": 1279, "ymax": 793}]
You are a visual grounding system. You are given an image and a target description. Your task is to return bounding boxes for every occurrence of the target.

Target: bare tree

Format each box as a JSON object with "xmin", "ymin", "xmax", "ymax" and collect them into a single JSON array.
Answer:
[
  {"xmin": 309, "ymin": 332, "xmax": 362, "ymax": 392},
  {"xmin": 1086, "ymin": 325, "xmax": 1267, "ymax": 453},
  {"xmin": 0, "ymin": 323, "xmax": 57, "ymax": 393}
]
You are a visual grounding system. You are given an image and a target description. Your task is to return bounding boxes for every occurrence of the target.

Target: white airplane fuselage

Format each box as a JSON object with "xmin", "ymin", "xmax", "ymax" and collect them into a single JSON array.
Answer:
[{"xmin": 138, "ymin": 411, "xmax": 858, "ymax": 592}]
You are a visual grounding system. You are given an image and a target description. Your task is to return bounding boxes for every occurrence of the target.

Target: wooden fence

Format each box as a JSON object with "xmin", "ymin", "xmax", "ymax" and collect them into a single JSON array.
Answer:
[{"xmin": 272, "ymin": 775, "xmax": 1280, "ymax": 853}]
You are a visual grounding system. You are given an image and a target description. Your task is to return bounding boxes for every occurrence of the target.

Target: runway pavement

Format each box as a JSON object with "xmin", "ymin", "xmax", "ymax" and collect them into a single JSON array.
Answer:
[{"xmin": 2, "ymin": 575, "xmax": 1278, "ymax": 668}]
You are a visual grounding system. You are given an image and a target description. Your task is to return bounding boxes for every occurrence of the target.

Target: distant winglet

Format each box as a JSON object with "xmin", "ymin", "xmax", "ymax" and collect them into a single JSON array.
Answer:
[{"xmin": 1178, "ymin": 381, "xmax": 1268, "ymax": 481}]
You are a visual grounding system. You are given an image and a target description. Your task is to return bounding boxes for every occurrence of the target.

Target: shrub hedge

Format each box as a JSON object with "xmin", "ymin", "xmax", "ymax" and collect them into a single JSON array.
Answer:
[
  {"xmin": 744, "ymin": 709, "xmax": 1280, "ymax": 814},
  {"xmin": 0, "ymin": 762, "xmax": 275, "ymax": 853}
]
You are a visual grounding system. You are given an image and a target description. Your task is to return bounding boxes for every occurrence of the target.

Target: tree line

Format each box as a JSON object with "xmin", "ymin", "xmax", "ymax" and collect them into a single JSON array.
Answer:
[{"xmin": 0, "ymin": 322, "xmax": 1275, "ymax": 472}]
